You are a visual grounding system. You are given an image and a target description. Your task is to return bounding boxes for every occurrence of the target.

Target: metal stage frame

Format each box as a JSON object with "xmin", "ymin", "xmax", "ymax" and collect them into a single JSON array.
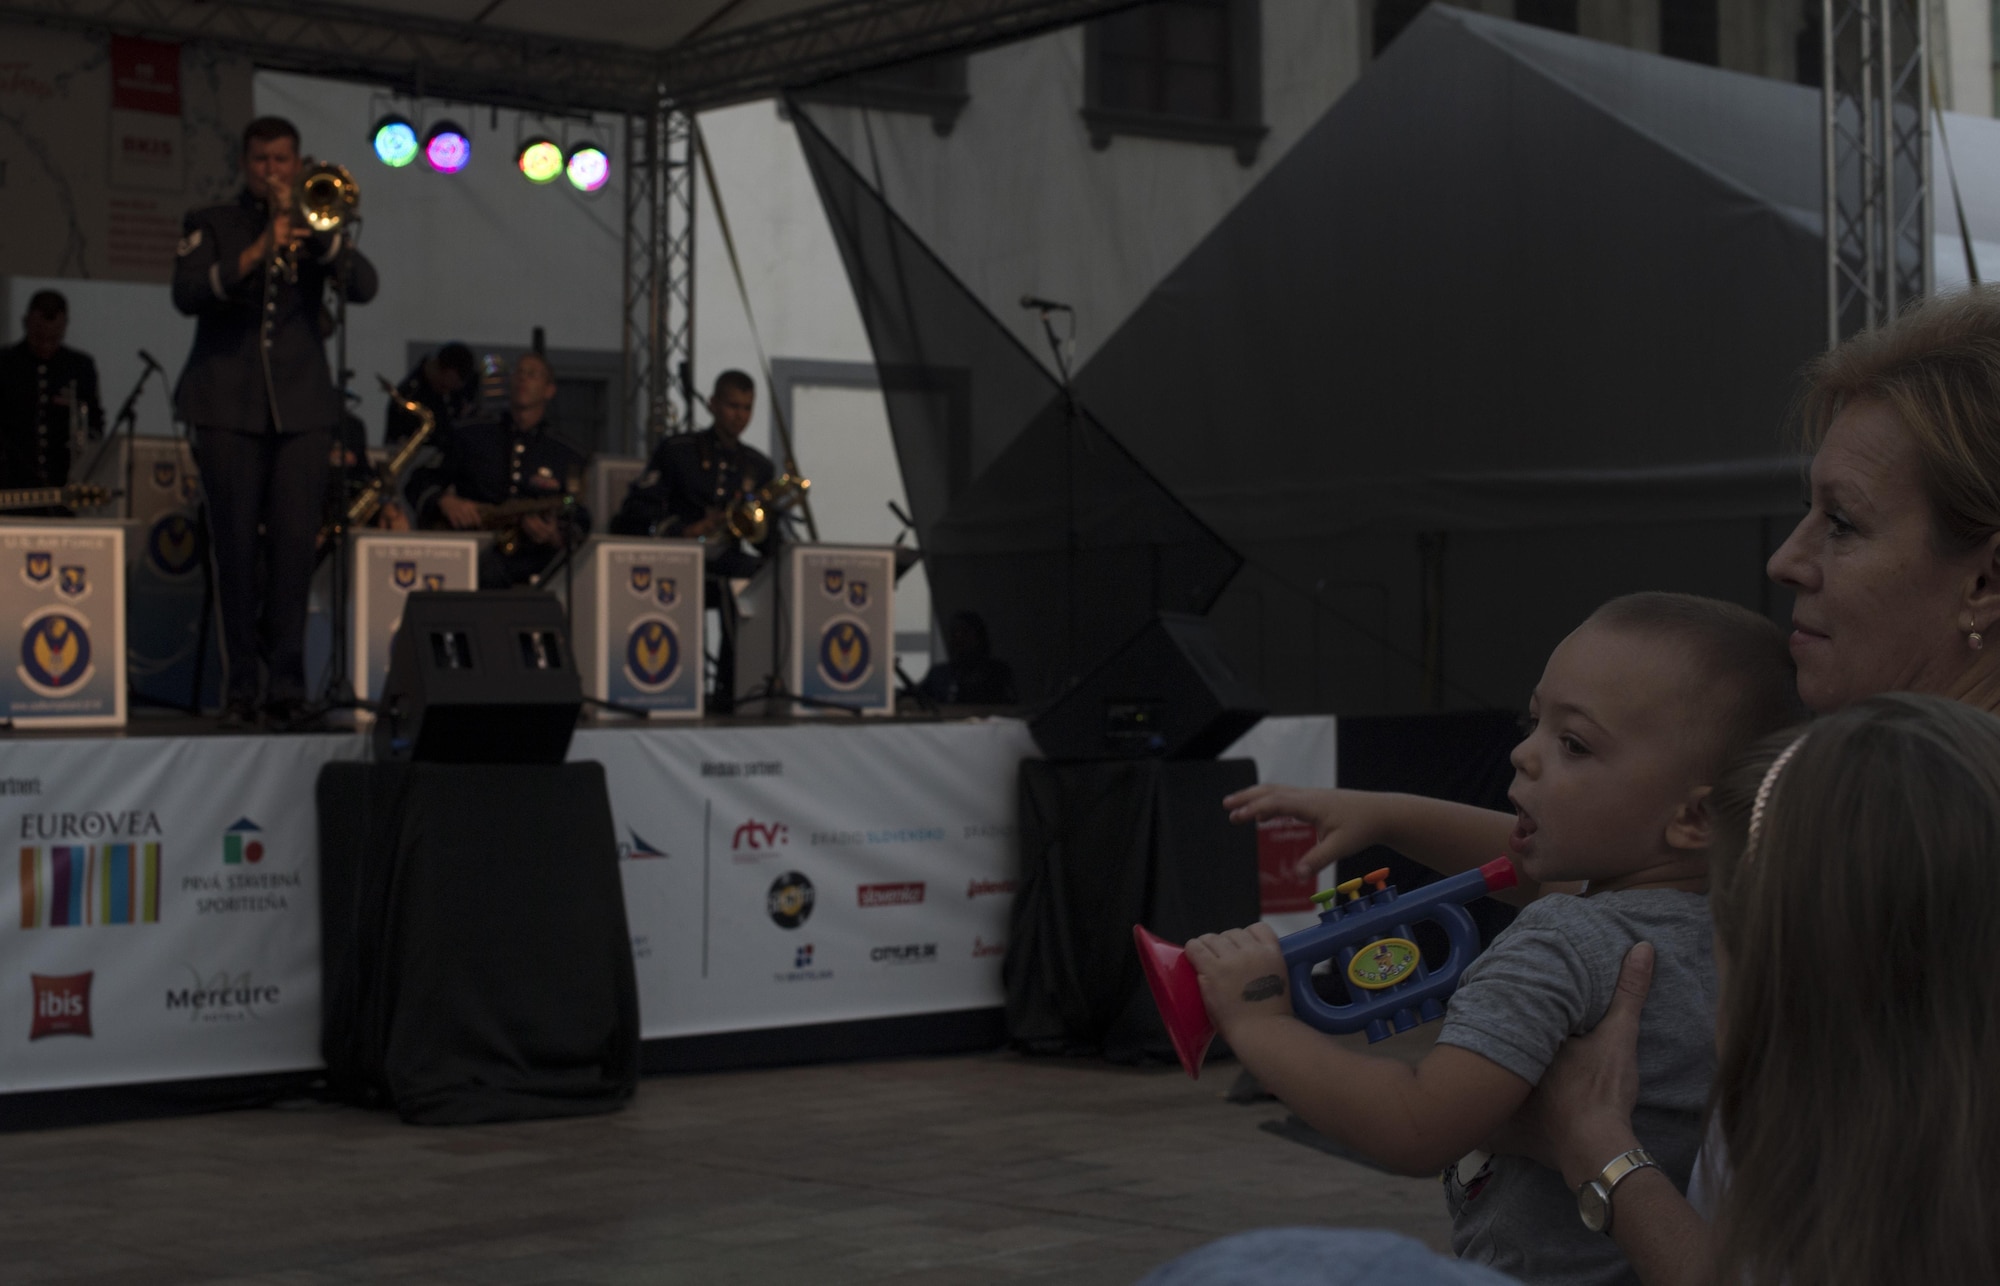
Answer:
[{"xmin": 1822, "ymin": 0, "xmax": 1930, "ymax": 346}]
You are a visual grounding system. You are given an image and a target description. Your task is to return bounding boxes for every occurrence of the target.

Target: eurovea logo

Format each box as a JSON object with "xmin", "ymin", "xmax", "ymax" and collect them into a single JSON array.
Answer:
[
  {"xmin": 30, "ymin": 972, "xmax": 92, "ymax": 1039},
  {"xmin": 222, "ymin": 818, "xmax": 264, "ymax": 865},
  {"xmin": 19, "ymin": 609, "xmax": 94, "ymax": 696},
  {"xmin": 858, "ymin": 882, "xmax": 924, "ymax": 908},
  {"xmin": 18, "ymin": 844, "xmax": 161, "ymax": 927},
  {"xmin": 146, "ymin": 514, "xmax": 201, "ymax": 577},
  {"xmin": 816, "ymin": 619, "xmax": 871, "ymax": 689}
]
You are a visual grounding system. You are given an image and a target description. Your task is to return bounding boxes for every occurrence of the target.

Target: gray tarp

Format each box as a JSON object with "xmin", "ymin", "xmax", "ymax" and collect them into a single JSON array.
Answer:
[{"xmin": 811, "ymin": 9, "xmax": 1847, "ymax": 711}]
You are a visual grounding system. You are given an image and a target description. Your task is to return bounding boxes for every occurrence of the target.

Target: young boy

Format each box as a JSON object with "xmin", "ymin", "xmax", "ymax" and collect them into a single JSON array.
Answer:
[{"xmin": 1188, "ymin": 593, "xmax": 1799, "ymax": 1286}]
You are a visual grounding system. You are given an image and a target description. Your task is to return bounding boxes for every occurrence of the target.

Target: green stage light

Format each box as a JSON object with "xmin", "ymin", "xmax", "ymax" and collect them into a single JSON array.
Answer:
[
  {"xmin": 371, "ymin": 115, "xmax": 419, "ymax": 168},
  {"xmin": 517, "ymin": 137, "xmax": 564, "ymax": 185}
]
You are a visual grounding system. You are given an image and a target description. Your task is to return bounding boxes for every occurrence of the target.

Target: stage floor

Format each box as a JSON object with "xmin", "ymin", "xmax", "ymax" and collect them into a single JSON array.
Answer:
[{"xmin": 0, "ymin": 1035, "xmax": 1450, "ymax": 1285}]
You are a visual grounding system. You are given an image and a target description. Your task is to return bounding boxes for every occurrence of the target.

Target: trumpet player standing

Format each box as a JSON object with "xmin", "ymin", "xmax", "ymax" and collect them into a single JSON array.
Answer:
[{"xmin": 172, "ymin": 115, "xmax": 378, "ymax": 729}]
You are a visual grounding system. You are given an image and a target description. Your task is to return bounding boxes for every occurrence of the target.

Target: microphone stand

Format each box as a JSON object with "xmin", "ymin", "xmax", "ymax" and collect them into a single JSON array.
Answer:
[{"xmin": 80, "ymin": 354, "xmax": 164, "ymax": 518}]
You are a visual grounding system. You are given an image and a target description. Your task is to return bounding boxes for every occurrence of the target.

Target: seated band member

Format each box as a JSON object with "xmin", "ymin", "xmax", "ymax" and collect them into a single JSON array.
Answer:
[
  {"xmin": 385, "ymin": 342, "xmax": 477, "ymax": 446},
  {"xmin": 173, "ymin": 115, "xmax": 378, "ymax": 728},
  {"xmin": 610, "ymin": 369, "xmax": 778, "ymax": 578},
  {"xmin": 414, "ymin": 350, "xmax": 588, "ymax": 587},
  {"xmin": 0, "ymin": 290, "xmax": 104, "ymax": 498}
]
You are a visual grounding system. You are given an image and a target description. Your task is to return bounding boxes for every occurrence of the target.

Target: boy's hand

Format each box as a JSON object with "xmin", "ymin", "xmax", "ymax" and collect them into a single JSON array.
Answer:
[
  {"xmin": 1222, "ymin": 785, "xmax": 1389, "ymax": 881},
  {"xmin": 1185, "ymin": 923, "xmax": 1292, "ymax": 1037}
]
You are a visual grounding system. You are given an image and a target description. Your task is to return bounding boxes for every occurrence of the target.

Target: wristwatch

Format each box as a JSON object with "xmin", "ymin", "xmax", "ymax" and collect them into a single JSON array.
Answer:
[{"xmin": 1576, "ymin": 1147, "xmax": 1659, "ymax": 1234}]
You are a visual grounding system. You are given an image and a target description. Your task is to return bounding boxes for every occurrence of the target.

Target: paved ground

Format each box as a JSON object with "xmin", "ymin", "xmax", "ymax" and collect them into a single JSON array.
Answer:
[{"xmin": 0, "ymin": 1040, "xmax": 1453, "ymax": 1285}]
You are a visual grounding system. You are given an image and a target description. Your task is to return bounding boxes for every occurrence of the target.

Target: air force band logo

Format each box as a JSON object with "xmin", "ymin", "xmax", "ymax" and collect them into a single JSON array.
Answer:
[
  {"xmin": 822, "ymin": 568, "xmax": 844, "ymax": 597},
  {"xmin": 23, "ymin": 552, "xmax": 52, "ymax": 586},
  {"xmin": 152, "ymin": 461, "xmax": 177, "ymax": 490},
  {"xmin": 147, "ymin": 515, "xmax": 201, "ymax": 578},
  {"xmin": 393, "ymin": 561, "xmax": 418, "ymax": 591},
  {"xmin": 624, "ymin": 617, "xmax": 681, "ymax": 691},
  {"xmin": 629, "ymin": 565, "xmax": 652, "ymax": 595},
  {"xmin": 19, "ymin": 610, "xmax": 94, "ymax": 696},
  {"xmin": 817, "ymin": 618, "xmax": 872, "ymax": 690},
  {"xmin": 656, "ymin": 577, "xmax": 678, "ymax": 608},
  {"xmin": 57, "ymin": 566, "xmax": 88, "ymax": 601}
]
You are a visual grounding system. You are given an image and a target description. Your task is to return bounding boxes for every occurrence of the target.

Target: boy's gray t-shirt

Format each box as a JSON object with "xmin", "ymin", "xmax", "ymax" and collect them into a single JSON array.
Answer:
[{"xmin": 1437, "ymin": 888, "xmax": 1715, "ymax": 1286}]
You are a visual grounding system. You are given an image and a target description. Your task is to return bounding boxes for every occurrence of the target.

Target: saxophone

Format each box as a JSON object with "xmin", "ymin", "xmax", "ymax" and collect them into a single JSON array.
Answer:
[{"xmin": 338, "ymin": 376, "xmax": 436, "ymax": 532}]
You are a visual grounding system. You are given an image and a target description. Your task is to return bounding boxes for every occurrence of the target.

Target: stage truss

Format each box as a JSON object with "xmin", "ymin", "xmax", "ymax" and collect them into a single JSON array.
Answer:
[
  {"xmin": 624, "ymin": 105, "xmax": 698, "ymax": 453},
  {"xmin": 1822, "ymin": 0, "xmax": 1930, "ymax": 345}
]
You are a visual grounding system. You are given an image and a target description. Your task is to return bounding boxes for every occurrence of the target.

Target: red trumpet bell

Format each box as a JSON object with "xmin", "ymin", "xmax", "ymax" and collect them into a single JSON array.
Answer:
[{"xmin": 1134, "ymin": 924, "xmax": 1215, "ymax": 1078}]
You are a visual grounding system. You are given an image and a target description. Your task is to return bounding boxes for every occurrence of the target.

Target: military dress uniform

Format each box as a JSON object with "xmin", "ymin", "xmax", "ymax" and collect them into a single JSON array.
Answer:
[
  {"xmin": 172, "ymin": 187, "xmax": 378, "ymax": 713},
  {"xmin": 0, "ymin": 340, "xmax": 102, "ymax": 493},
  {"xmin": 414, "ymin": 411, "xmax": 590, "ymax": 587},
  {"xmin": 609, "ymin": 428, "xmax": 778, "ymax": 578}
]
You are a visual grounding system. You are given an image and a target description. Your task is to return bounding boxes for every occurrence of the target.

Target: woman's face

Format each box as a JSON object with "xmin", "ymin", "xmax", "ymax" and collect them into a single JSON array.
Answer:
[{"xmin": 1767, "ymin": 399, "xmax": 1983, "ymax": 713}]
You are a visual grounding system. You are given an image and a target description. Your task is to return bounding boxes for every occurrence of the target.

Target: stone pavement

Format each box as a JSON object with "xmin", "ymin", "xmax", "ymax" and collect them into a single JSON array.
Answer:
[{"xmin": 0, "ymin": 1041, "xmax": 1453, "ymax": 1285}]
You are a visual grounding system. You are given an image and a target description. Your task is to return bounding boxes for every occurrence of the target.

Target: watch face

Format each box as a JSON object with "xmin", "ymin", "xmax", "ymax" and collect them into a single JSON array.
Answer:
[{"xmin": 1578, "ymin": 1182, "xmax": 1610, "ymax": 1233}]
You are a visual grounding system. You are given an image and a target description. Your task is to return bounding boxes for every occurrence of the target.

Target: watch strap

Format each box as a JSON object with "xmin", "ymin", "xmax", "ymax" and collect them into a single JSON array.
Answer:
[{"xmin": 1580, "ymin": 1147, "xmax": 1659, "ymax": 1234}]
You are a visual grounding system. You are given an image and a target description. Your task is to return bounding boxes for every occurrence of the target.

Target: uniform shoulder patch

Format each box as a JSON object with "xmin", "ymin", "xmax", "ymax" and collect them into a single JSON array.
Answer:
[{"xmin": 176, "ymin": 228, "xmax": 203, "ymax": 257}]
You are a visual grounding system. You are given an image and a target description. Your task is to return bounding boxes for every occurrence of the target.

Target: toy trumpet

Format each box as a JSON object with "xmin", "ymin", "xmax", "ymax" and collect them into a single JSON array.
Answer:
[{"xmin": 1134, "ymin": 857, "xmax": 1518, "ymax": 1078}]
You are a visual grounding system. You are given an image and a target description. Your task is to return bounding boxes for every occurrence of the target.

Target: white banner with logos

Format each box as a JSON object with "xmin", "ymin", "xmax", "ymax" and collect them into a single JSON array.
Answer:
[
  {"xmin": 0, "ymin": 734, "xmax": 357, "ymax": 1093},
  {"xmin": 0, "ymin": 714, "xmax": 1335, "ymax": 1090}
]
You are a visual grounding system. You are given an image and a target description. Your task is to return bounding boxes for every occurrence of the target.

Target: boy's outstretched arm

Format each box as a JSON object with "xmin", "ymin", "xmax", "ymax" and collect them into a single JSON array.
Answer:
[
  {"xmin": 1221, "ymin": 786, "xmax": 1572, "ymax": 907},
  {"xmin": 1188, "ymin": 923, "xmax": 1533, "ymax": 1176}
]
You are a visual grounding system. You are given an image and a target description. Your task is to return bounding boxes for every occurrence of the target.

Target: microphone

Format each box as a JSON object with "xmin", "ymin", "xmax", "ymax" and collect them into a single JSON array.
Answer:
[
  {"xmin": 1019, "ymin": 294, "xmax": 1073, "ymax": 313},
  {"xmin": 138, "ymin": 349, "xmax": 163, "ymax": 373}
]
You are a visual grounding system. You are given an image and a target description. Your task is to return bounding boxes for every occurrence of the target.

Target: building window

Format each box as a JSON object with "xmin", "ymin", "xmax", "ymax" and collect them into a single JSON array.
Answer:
[
  {"xmin": 1514, "ymin": 0, "xmax": 1578, "ymax": 33},
  {"xmin": 1661, "ymin": 0, "xmax": 1719, "ymax": 65},
  {"xmin": 794, "ymin": 54, "xmax": 970, "ymax": 137},
  {"xmin": 1082, "ymin": 0, "xmax": 1266, "ymax": 166}
]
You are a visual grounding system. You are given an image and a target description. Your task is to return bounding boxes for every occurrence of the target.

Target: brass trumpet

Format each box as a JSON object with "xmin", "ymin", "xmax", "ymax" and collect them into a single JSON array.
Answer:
[
  {"xmin": 724, "ymin": 473, "xmax": 810, "ymax": 543},
  {"xmin": 274, "ymin": 160, "xmax": 358, "ymax": 281}
]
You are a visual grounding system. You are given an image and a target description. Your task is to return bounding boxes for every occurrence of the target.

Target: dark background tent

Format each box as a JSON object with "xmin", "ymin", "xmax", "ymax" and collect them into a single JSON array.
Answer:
[{"xmin": 802, "ymin": 6, "xmax": 1829, "ymax": 715}]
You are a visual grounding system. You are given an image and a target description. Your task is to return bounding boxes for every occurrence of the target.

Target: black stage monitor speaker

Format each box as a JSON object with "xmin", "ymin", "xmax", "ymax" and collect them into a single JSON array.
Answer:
[
  {"xmin": 374, "ymin": 590, "xmax": 582, "ymax": 764},
  {"xmin": 1029, "ymin": 612, "xmax": 1265, "ymax": 761}
]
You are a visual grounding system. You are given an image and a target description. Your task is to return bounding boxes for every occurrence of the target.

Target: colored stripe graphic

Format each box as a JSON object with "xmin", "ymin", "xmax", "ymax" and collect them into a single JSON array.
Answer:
[
  {"xmin": 19, "ymin": 847, "xmax": 36, "ymax": 928},
  {"xmin": 49, "ymin": 847, "xmax": 70, "ymax": 926},
  {"xmin": 108, "ymin": 844, "xmax": 130, "ymax": 924},
  {"xmin": 143, "ymin": 843, "xmax": 159, "ymax": 922},
  {"xmin": 60, "ymin": 848, "xmax": 82, "ymax": 926},
  {"xmin": 87, "ymin": 847, "xmax": 99, "ymax": 925},
  {"xmin": 224, "ymin": 834, "xmax": 241, "ymax": 865}
]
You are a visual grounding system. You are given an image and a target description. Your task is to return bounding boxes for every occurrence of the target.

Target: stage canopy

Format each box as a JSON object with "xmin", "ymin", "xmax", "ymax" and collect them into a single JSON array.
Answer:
[
  {"xmin": 801, "ymin": 7, "xmax": 1842, "ymax": 713},
  {"xmin": 0, "ymin": 0, "xmax": 1140, "ymax": 114}
]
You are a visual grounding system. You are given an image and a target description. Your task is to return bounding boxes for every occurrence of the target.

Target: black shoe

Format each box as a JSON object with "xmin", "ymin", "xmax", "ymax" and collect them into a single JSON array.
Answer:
[{"xmin": 217, "ymin": 698, "xmax": 260, "ymax": 731}]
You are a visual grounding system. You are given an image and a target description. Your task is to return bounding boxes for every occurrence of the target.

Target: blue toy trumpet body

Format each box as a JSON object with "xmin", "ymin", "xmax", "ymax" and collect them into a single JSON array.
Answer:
[{"xmin": 1134, "ymin": 857, "xmax": 1518, "ymax": 1077}]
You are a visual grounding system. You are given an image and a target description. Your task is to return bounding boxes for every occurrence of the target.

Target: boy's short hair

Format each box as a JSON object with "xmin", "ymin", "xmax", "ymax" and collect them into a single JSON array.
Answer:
[
  {"xmin": 25, "ymin": 290, "xmax": 66, "ymax": 319},
  {"xmin": 1588, "ymin": 592, "xmax": 1803, "ymax": 769},
  {"xmin": 712, "ymin": 369, "xmax": 755, "ymax": 399},
  {"xmin": 242, "ymin": 116, "xmax": 300, "ymax": 155}
]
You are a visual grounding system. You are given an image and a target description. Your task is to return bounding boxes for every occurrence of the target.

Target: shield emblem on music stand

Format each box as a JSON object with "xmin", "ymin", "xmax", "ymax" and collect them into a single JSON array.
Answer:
[
  {"xmin": 393, "ymin": 561, "xmax": 418, "ymax": 590},
  {"xmin": 657, "ymin": 578, "xmax": 678, "ymax": 608},
  {"xmin": 152, "ymin": 461, "xmax": 176, "ymax": 490},
  {"xmin": 847, "ymin": 581, "xmax": 869, "ymax": 610},
  {"xmin": 422, "ymin": 574, "xmax": 445, "ymax": 591},
  {"xmin": 630, "ymin": 566, "xmax": 652, "ymax": 595},
  {"xmin": 822, "ymin": 568, "xmax": 844, "ymax": 597},
  {"xmin": 23, "ymin": 552, "xmax": 51, "ymax": 585},
  {"xmin": 56, "ymin": 566, "xmax": 86, "ymax": 600}
]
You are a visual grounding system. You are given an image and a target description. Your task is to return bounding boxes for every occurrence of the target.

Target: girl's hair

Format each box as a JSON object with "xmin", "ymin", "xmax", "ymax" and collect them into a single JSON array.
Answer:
[
  {"xmin": 1800, "ymin": 287, "xmax": 2000, "ymax": 549},
  {"xmin": 1708, "ymin": 693, "xmax": 2000, "ymax": 1286}
]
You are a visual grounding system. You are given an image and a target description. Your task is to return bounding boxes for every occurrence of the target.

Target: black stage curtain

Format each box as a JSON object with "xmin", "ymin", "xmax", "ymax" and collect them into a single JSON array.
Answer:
[
  {"xmin": 318, "ymin": 761, "xmax": 638, "ymax": 1125},
  {"xmin": 1006, "ymin": 758, "xmax": 1258, "ymax": 1063}
]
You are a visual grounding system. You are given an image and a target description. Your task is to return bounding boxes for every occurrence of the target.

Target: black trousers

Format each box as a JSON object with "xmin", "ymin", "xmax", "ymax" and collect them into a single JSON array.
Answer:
[{"xmin": 193, "ymin": 424, "xmax": 330, "ymax": 704}]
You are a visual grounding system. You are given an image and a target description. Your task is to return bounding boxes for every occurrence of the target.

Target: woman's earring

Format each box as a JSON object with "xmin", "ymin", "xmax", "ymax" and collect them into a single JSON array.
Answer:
[{"xmin": 1973, "ymin": 630, "xmax": 1986, "ymax": 652}]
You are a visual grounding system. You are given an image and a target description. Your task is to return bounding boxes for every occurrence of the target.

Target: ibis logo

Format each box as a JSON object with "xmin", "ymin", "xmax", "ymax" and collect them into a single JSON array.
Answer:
[{"xmin": 30, "ymin": 972, "xmax": 92, "ymax": 1040}]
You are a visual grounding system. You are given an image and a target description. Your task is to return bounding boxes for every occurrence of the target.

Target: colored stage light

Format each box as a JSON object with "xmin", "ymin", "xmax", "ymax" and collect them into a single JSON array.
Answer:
[
  {"xmin": 565, "ymin": 142, "xmax": 610, "ymax": 192},
  {"xmin": 424, "ymin": 121, "xmax": 471, "ymax": 174},
  {"xmin": 371, "ymin": 115, "xmax": 419, "ymax": 168},
  {"xmin": 517, "ymin": 137, "xmax": 564, "ymax": 184}
]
